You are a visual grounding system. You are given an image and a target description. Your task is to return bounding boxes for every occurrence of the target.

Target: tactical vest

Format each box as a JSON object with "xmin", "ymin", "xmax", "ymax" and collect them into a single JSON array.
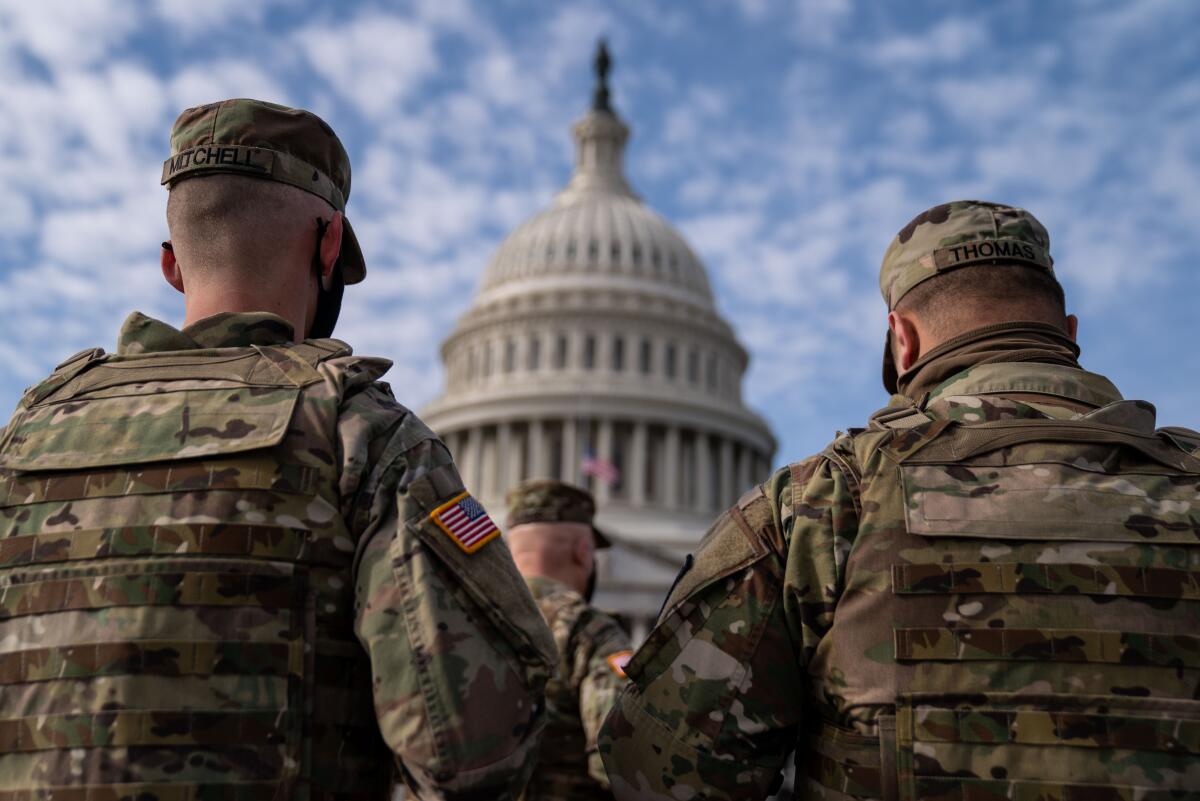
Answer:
[
  {"xmin": 0, "ymin": 340, "xmax": 393, "ymax": 799},
  {"xmin": 800, "ymin": 399, "xmax": 1200, "ymax": 800}
]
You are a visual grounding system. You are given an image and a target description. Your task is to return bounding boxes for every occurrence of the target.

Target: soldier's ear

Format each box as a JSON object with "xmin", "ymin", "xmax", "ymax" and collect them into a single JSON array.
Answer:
[
  {"xmin": 573, "ymin": 532, "xmax": 593, "ymax": 570},
  {"xmin": 887, "ymin": 311, "xmax": 921, "ymax": 373},
  {"xmin": 319, "ymin": 212, "xmax": 344, "ymax": 283},
  {"xmin": 1065, "ymin": 314, "xmax": 1078, "ymax": 342},
  {"xmin": 161, "ymin": 241, "xmax": 184, "ymax": 294}
]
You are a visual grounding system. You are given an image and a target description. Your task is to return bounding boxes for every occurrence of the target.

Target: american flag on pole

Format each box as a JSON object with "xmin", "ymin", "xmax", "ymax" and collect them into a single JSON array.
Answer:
[
  {"xmin": 431, "ymin": 492, "xmax": 500, "ymax": 554},
  {"xmin": 581, "ymin": 450, "xmax": 621, "ymax": 486}
]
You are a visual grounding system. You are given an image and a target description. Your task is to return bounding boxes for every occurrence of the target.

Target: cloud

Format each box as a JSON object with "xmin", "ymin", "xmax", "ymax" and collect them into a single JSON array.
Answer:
[
  {"xmin": 295, "ymin": 13, "xmax": 439, "ymax": 119},
  {"xmin": 168, "ymin": 60, "xmax": 293, "ymax": 109},
  {"xmin": 153, "ymin": 0, "xmax": 276, "ymax": 33},
  {"xmin": 0, "ymin": 0, "xmax": 141, "ymax": 69},
  {"xmin": 869, "ymin": 18, "xmax": 988, "ymax": 67},
  {"xmin": 1, "ymin": 0, "xmax": 1198, "ymax": 461}
]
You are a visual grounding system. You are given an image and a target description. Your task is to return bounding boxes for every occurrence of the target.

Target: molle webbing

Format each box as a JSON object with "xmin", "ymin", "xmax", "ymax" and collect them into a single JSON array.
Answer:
[{"xmin": 806, "ymin": 392, "xmax": 1200, "ymax": 799}]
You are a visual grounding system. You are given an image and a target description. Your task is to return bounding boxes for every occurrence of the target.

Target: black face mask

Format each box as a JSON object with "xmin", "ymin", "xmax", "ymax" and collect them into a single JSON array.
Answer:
[
  {"xmin": 583, "ymin": 566, "xmax": 597, "ymax": 603},
  {"xmin": 309, "ymin": 217, "xmax": 344, "ymax": 339}
]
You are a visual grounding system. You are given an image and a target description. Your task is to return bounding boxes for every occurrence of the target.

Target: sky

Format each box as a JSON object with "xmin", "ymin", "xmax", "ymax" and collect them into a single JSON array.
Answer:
[{"xmin": 1, "ymin": 0, "xmax": 1198, "ymax": 463}]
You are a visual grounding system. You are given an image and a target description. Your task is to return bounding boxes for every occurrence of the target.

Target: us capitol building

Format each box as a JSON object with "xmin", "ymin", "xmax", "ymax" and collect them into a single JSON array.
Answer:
[{"xmin": 422, "ymin": 45, "xmax": 776, "ymax": 639}]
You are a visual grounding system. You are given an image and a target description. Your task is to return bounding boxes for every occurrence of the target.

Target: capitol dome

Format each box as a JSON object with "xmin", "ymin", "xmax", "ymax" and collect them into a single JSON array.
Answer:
[
  {"xmin": 479, "ymin": 113, "xmax": 714, "ymax": 305},
  {"xmin": 421, "ymin": 44, "xmax": 776, "ymax": 637}
]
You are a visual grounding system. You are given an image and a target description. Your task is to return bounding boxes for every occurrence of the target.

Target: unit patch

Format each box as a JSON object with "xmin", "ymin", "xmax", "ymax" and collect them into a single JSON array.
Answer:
[
  {"xmin": 431, "ymin": 492, "xmax": 501, "ymax": 554},
  {"xmin": 607, "ymin": 650, "xmax": 634, "ymax": 678}
]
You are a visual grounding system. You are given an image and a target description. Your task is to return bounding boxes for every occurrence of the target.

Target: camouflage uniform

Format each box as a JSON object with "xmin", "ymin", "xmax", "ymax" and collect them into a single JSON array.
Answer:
[
  {"xmin": 600, "ymin": 201, "xmax": 1200, "ymax": 800},
  {"xmin": 0, "ymin": 100, "xmax": 556, "ymax": 801},
  {"xmin": 507, "ymin": 481, "xmax": 632, "ymax": 801}
]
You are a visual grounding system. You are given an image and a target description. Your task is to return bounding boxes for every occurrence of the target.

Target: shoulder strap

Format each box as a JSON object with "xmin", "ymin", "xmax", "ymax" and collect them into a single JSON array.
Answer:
[
  {"xmin": 895, "ymin": 418, "xmax": 1200, "ymax": 473},
  {"xmin": 22, "ymin": 347, "xmax": 107, "ymax": 407},
  {"xmin": 1158, "ymin": 426, "xmax": 1200, "ymax": 456},
  {"xmin": 868, "ymin": 404, "xmax": 934, "ymax": 431}
]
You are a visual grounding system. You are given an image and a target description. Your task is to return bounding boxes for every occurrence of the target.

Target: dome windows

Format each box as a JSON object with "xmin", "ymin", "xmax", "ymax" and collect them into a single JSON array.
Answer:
[
  {"xmin": 583, "ymin": 334, "xmax": 597, "ymax": 370},
  {"xmin": 454, "ymin": 326, "xmax": 737, "ymax": 400},
  {"xmin": 612, "ymin": 335, "xmax": 625, "ymax": 372},
  {"xmin": 554, "ymin": 334, "xmax": 569, "ymax": 369},
  {"xmin": 504, "ymin": 338, "xmax": 516, "ymax": 373},
  {"xmin": 528, "ymin": 336, "xmax": 541, "ymax": 371}
]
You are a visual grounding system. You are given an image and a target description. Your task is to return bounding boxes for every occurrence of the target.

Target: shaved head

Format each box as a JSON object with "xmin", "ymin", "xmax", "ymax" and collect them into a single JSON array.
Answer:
[
  {"xmin": 166, "ymin": 174, "xmax": 332, "ymax": 284},
  {"xmin": 895, "ymin": 263, "xmax": 1067, "ymax": 340}
]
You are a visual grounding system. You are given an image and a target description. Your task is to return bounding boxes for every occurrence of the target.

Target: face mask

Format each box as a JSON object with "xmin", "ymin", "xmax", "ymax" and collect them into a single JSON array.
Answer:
[
  {"xmin": 309, "ymin": 217, "xmax": 344, "ymax": 339},
  {"xmin": 583, "ymin": 566, "xmax": 597, "ymax": 603}
]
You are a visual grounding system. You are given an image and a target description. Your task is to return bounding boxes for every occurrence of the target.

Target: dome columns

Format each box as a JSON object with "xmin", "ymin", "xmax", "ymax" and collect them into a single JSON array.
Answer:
[{"xmin": 440, "ymin": 413, "xmax": 771, "ymax": 517}]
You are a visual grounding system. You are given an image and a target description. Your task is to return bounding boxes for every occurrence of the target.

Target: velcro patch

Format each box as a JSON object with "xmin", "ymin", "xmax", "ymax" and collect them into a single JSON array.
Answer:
[
  {"xmin": 430, "ymin": 492, "xmax": 500, "ymax": 554},
  {"xmin": 607, "ymin": 650, "xmax": 634, "ymax": 678}
]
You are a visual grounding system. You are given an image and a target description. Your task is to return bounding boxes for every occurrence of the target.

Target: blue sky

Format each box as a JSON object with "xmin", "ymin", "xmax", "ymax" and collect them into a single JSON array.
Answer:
[{"xmin": 1, "ymin": 0, "xmax": 1197, "ymax": 463}]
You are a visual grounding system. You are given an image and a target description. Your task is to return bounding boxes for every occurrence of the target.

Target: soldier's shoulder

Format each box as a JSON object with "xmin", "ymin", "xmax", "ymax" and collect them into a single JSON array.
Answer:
[
  {"xmin": 333, "ymin": 359, "xmax": 441, "ymax": 453},
  {"xmin": 14, "ymin": 347, "xmax": 108, "ymax": 410}
]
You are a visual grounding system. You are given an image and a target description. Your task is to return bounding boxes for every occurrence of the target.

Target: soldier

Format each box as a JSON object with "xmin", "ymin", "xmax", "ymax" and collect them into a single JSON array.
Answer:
[
  {"xmin": 599, "ymin": 200, "xmax": 1200, "ymax": 800},
  {"xmin": 0, "ymin": 99, "xmax": 556, "ymax": 800},
  {"xmin": 506, "ymin": 480, "xmax": 634, "ymax": 801}
]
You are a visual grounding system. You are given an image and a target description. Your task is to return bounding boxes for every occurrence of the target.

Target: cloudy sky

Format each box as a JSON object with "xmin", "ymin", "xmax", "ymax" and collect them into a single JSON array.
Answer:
[{"xmin": 1, "ymin": 0, "xmax": 1197, "ymax": 462}]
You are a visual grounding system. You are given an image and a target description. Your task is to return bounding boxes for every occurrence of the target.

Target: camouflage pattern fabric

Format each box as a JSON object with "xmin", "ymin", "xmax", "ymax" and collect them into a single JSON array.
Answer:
[
  {"xmin": 599, "ymin": 360, "xmax": 1200, "ymax": 801},
  {"xmin": 523, "ymin": 575, "xmax": 631, "ymax": 801},
  {"xmin": 0, "ymin": 311, "xmax": 556, "ymax": 800}
]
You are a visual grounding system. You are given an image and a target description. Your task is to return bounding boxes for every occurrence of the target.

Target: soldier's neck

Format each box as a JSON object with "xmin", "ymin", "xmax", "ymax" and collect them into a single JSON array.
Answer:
[
  {"xmin": 516, "ymin": 562, "xmax": 588, "ymax": 597},
  {"xmin": 181, "ymin": 285, "xmax": 310, "ymax": 342}
]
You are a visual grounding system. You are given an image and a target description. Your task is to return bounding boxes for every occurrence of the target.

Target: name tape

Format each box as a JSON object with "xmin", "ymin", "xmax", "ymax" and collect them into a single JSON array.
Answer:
[
  {"xmin": 161, "ymin": 145, "xmax": 274, "ymax": 184},
  {"xmin": 928, "ymin": 238, "xmax": 1052, "ymax": 272}
]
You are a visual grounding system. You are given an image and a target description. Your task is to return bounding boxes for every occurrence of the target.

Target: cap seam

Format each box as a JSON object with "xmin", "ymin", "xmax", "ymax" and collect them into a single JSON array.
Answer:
[{"xmin": 208, "ymin": 102, "xmax": 221, "ymax": 147}]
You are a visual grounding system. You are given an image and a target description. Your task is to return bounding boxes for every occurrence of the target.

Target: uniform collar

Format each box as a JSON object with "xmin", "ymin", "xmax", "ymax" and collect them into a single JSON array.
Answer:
[
  {"xmin": 117, "ymin": 311, "xmax": 296, "ymax": 355},
  {"xmin": 926, "ymin": 362, "xmax": 1123, "ymax": 408},
  {"xmin": 523, "ymin": 574, "xmax": 577, "ymax": 601}
]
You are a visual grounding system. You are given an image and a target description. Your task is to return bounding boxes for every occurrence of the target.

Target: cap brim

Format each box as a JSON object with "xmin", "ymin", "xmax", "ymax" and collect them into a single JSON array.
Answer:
[
  {"xmin": 592, "ymin": 525, "xmax": 612, "ymax": 549},
  {"xmin": 882, "ymin": 329, "xmax": 899, "ymax": 394},
  {"xmin": 340, "ymin": 217, "xmax": 366, "ymax": 284}
]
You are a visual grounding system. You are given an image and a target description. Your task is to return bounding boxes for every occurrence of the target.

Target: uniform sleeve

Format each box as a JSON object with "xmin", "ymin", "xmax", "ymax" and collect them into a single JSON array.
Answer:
[
  {"xmin": 599, "ymin": 456, "xmax": 856, "ymax": 801},
  {"xmin": 572, "ymin": 612, "xmax": 634, "ymax": 789},
  {"xmin": 352, "ymin": 421, "xmax": 557, "ymax": 801}
]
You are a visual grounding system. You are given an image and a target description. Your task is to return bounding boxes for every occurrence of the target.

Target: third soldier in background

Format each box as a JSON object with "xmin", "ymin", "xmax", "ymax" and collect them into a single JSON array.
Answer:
[
  {"xmin": 599, "ymin": 200, "xmax": 1200, "ymax": 800},
  {"xmin": 507, "ymin": 480, "xmax": 634, "ymax": 801}
]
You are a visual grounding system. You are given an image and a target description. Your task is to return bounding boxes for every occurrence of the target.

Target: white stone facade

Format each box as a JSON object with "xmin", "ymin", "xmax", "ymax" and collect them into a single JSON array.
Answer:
[{"xmin": 421, "ymin": 71, "xmax": 775, "ymax": 639}]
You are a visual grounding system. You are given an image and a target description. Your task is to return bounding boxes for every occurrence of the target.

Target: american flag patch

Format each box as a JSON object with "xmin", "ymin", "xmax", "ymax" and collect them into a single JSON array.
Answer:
[{"xmin": 431, "ymin": 492, "xmax": 500, "ymax": 554}]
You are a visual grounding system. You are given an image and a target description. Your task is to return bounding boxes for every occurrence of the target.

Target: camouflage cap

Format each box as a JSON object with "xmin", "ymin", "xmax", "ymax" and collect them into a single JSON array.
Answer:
[
  {"xmin": 880, "ymin": 200, "xmax": 1059, "ymax": 392},
  {"xmin": 160, "ymin": 98, "xmax": 366, "ymax": 284},
  {"xmin": 505, "ymin": 479, "xmax": 612, "ymax": 549}
]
